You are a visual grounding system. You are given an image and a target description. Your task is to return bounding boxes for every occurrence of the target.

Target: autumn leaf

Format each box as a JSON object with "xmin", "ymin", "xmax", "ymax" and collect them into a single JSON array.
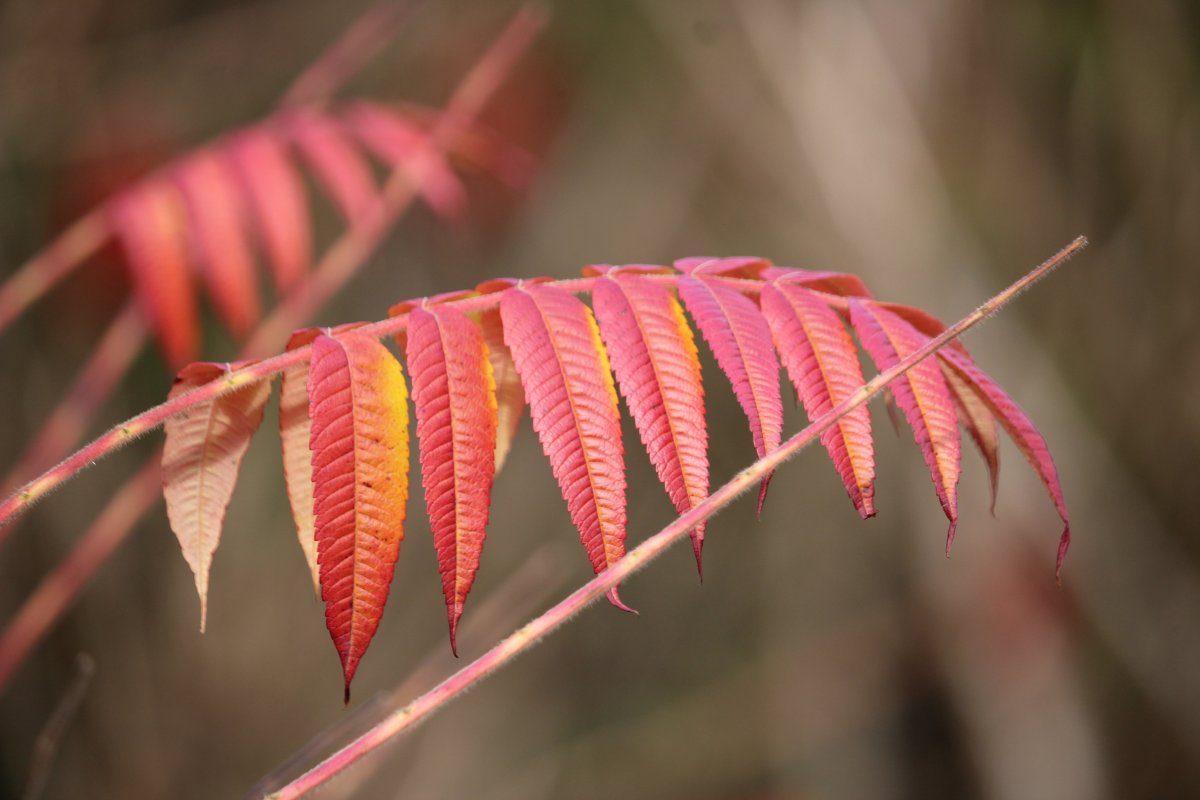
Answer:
[
  {"xmin": 308, "ymin": 333, "xmax": 410, "ymax": 700},
  {"xmin": 162, "ymin": 361, "xmax": 271, "ymax": 631}
]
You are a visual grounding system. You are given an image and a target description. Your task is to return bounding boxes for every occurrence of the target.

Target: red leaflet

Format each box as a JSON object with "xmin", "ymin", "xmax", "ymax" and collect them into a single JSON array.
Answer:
[
  {"xmin": 407, "ymin": 307, "xmax": 497, "ymax": 653},
  {"xmin": 499, "ymin": 283, "xmax": 631, "ymax": 610},
  {"xmin": 937, "ymin": 347, "xmax": 1071, "ymax": 572},
  {"xmin": 478, "ymin": 309, "xmax": 524, "ymax": 472},
  {"xmin": 279, "ymin": 328, "xmax": 322, "ymax": 593},
  {"xmin": 174, "ymin": 149, "xmax": 261, "ymax": 337},
  {"xmin": 850, "ymin": 300, "xmax": 961, "ymax": 550},
  {"xmin": 286, "ymin": 109, "xmax": 378, "ymax": 223},
  {"xmin": 673, "ymin": 256, "xmax": 771, "ymax": 279},
  {"xmin": 765, "ymin": 268, "xmax": 873, "ymax": 299},
  {"xmin": 308, "ymin": 334, "xmax": 411, "ymax": 700},
  {"xmin": 162, "ymin": 361, "xmax": 271, "ymax": 631},
  {"xmin": 943, "ymin": 367, "xmax": 1001, "ymax": 512},
  {"xmin": 592, "ymin": 275, "xmax": 710, "ymax": 573},
  {"xmin": 109, "ymin": 181, "xmax": 199, "ymax": 366},
  {"xmin": 761, "ymin": 282, "xmax": 875, "ymax": 517},
  {"xmin": 228, "ymin": 125, "xmax": 310, "ymax": 292},
  {"xmin": 876, "ymin": 303, "xmax": 999, "ymax": 506},
  {"xmin": 346, "ymin": 103, "xmax": 467, "ymax": 219},
  {"xmin": 677, "ymin": 275, "xmax": 783, "ymax": 514}
]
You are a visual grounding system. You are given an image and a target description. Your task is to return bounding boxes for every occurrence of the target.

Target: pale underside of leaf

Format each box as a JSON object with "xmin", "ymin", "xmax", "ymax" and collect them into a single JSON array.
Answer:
[
  {"xmin": 592, "ymin": 275, "xmax": 710, "ymax": 574},
  {"xmin": 309, "ymin": 334, "xmax": 410, "ymax": 700},
  {"xmin": 478, "ymin": 308, "xmax": 524, "ymax": 473},
  {"xmin": 677, "ymin": 275, "xmax": 782, "ymax": 515},
  {"xmin": 162, "ymin": 361, "xmax": 271, "ymax": 632},
  {"xmin": 849, "ymin": 299, "xmax": 961, "ymax": 550},
  {"xmin": 279, "ymin": 328, "xmax": 322, "ymax": 593},
  {"xmin": 407, "ymin": 306, "xmax": 498, "ymax": 653},
  {"xmin": 761, "ymin": 282, "xmax": 875, "ymax": 518},
  {"xmin": 499, "ymin": 283, "xmax": 631, "ymax": 611}
]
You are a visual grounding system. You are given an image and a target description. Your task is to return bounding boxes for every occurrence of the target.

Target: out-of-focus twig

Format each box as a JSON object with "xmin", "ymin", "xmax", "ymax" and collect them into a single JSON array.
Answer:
[
  {"xmin": 280, "ymin": 1, "xmax": 418, "ymax": 109},
  {"xmin": 2, "ymin": 300, "xmax": 147, "ymax": 494},
  {"xmin": 21, "ymin": 653, "xmax": 95, "ymax": 800}
]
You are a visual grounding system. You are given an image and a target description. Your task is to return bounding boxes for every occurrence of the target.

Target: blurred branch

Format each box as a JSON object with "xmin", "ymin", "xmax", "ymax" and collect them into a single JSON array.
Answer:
[
  {"xmin": 0, "ymin": 4, "xmax": 546, "ymax": 694},
  {"xmin": 21, "ymin": 653, "xmax": 95, "ymax": 800}
]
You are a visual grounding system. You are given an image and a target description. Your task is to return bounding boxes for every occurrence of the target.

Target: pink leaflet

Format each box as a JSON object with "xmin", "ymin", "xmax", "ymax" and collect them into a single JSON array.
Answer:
[
  {"xmin": 677, "ymin": 275, "xmax": 783, "ymax": 514},
  {"xmin": 592, "ymin": 275, "xmax": 710, "ymax": 574},
  {"xmin": 761, "ymin": 282, "xmax": 875, "ymax": 518}
]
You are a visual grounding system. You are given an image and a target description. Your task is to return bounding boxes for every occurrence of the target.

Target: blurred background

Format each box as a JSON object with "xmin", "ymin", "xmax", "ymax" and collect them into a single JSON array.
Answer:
[{"xmin": 1, "ymin": 0, "xmax": 1199, "ymax": 797}]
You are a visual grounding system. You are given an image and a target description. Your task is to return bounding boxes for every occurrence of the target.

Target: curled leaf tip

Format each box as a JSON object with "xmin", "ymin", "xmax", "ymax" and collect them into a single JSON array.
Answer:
[
  {"xmin": 1056, "ymin": 523, "xmax": 1071, "ymax": 579},
  {"xmin": 344, "ymin": 686, "xmax": 351, "ymax": 706},
  {"xmin": 691, "ymin": 535, "xmax": 705, "ymax": 583},
  {"xmin": 756, "ymin": 474, "xmax": 773, "ymax": 518},
  {"xmin": 606, "ymin": 587, "xmax": 637, "ymax": 615},
  {"xmin": 945, "ymin": 518, "xmax": 958, "ymax": 556}
]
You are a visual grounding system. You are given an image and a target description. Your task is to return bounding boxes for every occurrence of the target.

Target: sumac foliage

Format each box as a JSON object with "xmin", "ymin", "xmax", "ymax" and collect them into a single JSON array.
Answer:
[{"xmin": 160, "ymin": 258, "xmax": 1070, "ymax": 697}]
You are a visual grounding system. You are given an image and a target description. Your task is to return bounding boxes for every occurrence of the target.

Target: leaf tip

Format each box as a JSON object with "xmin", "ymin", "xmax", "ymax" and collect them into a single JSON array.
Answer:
[
  {"xmin": 344, "ymin": 685, "xmax": 352, "ymax": 706},
  {"xmin": 690, "ymin": 530, "xmax": 705, "ymax": 583},
  {"xmin": 1055, "ymin": 522, "xmax": 1071, "ymax": 581},
  {"xmin": 945, "ymin": 518, "xmax": 958, "ymax": 556},
  {"xmin": 606, "ymin": 587, "xmax": 637, "ymax": 615},
  {"xmin": 755, "ymin": 472, "xmax": 774, "ymax": 518}
]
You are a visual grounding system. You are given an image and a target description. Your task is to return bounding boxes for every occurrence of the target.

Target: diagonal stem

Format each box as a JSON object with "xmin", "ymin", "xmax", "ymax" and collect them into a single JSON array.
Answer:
[{"xmin": 258, "ymin": 236, "xmax": 1087, "ymax": 800}]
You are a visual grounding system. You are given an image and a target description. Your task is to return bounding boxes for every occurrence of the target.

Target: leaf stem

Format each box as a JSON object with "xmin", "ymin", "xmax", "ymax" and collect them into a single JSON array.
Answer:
[{"xmin": 259, "ymin": 235, "xmax": 1088, "ymax": 799}]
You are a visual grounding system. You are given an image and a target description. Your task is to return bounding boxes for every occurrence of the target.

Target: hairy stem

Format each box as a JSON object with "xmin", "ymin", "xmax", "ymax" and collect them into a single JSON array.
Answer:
[
  {"xmin": 2, "ymin": 301, "xmax": 147, "ymax": 494},
  {"xmin": 260, "ymin": 236, "xmax": 1087, "ymax": 799}
]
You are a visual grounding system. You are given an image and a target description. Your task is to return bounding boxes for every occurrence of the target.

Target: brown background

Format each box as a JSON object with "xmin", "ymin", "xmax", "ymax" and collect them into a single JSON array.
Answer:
[{"xmin": 1, "ymin": 1, "xmax": 1198, "ymax": 797}]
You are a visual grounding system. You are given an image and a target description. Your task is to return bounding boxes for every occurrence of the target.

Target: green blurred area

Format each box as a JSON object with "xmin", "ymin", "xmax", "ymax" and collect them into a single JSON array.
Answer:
[{"xmin": 2, "ymin": 0, "xmax": 1199, "ymax": 797}]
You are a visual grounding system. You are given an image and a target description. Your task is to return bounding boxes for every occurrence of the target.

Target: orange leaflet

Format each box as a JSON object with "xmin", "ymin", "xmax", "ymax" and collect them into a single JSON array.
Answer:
[
  {"xmin": 162, "ymin": 361, "xmax": 271, "ymax": 632},
  {"xmin": 850, "ymin": 300, "xmax": 962, "ymax": 551},
  {"xmin": 173, "ymin": 149, "xmax": 262, "ymax": 338},
  {"xmin": 228, "ymin": 125, "xmax": 311, "ymax": 292},
  {"xmin": 677, "ymin": 275, "xmax": 783, "ymax": 515},
  {"xmin": 108, "ymin": 181, "xmax": 199, "ymax": 366},
  {"xmin": 761, "ymin": 281, "xmax": 875, "ymax": 518},
  {"xmin": 407, "ymin": 307, "xmax": 497, "ymax": 654},
  {"xmin": 592, "ymin": 275, "xmax": 710, "ymax": 575},
  {"xmin": 308, "ymin": 333, "xmax": 410, "ymax": 700},
  {"xmin": 499, "ymin": 283, "xmax": 632, "ymax": 611}
]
